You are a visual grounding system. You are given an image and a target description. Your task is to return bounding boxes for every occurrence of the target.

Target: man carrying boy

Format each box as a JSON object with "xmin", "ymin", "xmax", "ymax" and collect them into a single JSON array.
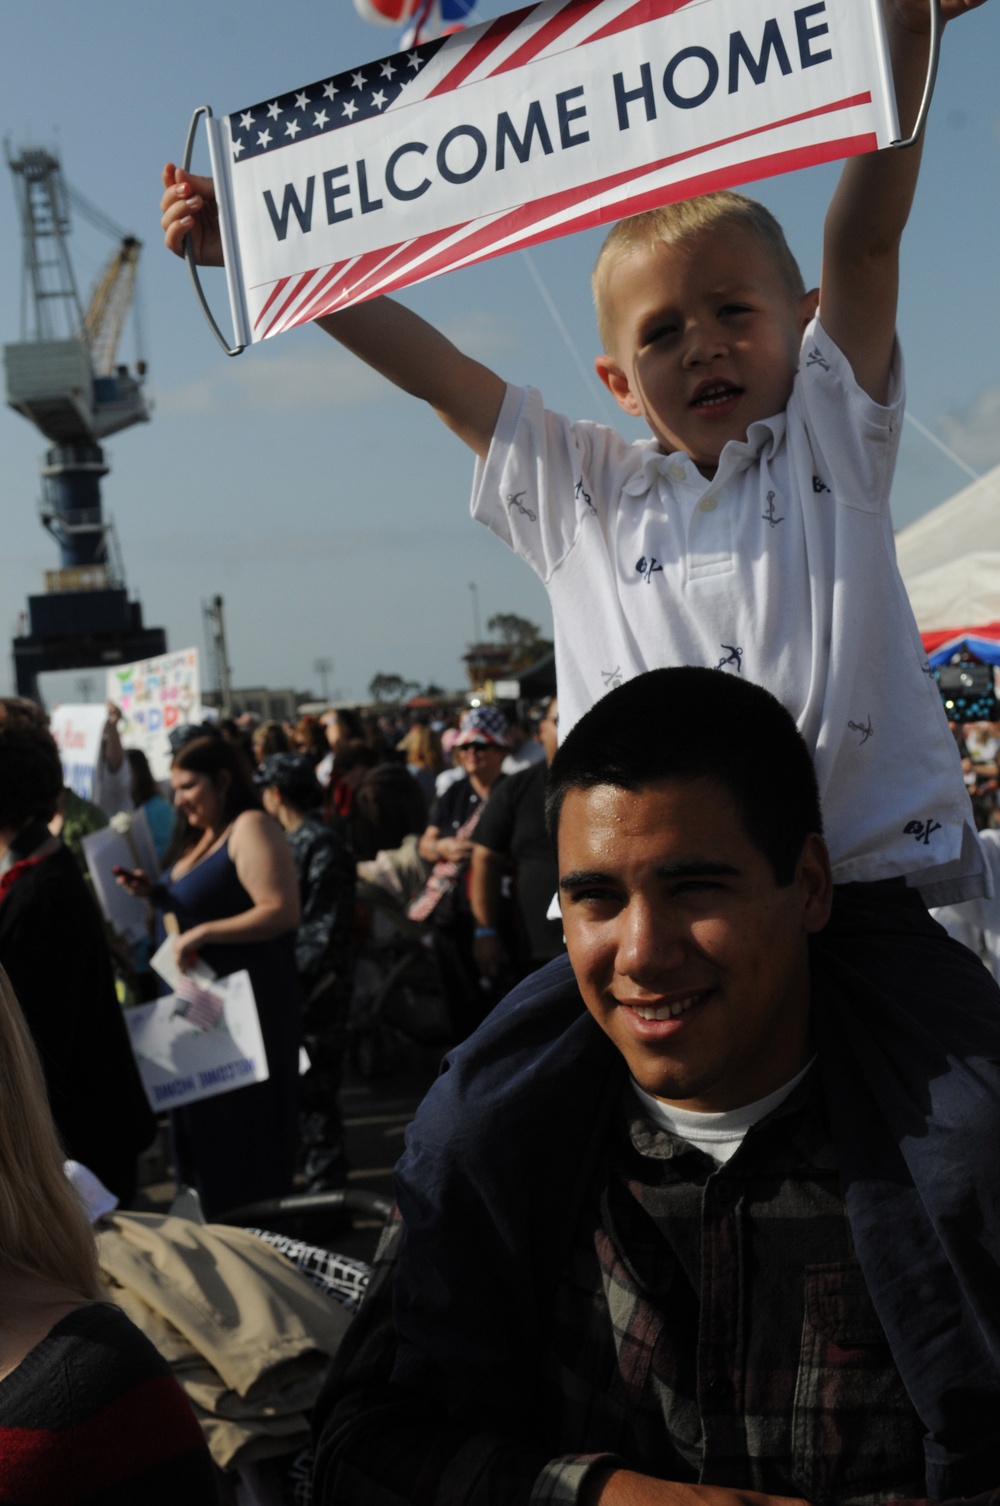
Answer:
[
  {"xmin": 162, "ymin": 0, "xmax": 1000, "ymax": 1489},
  {"xmin": 312, "ymin": 668, "xmax": 1000, "ymax": 1504}
]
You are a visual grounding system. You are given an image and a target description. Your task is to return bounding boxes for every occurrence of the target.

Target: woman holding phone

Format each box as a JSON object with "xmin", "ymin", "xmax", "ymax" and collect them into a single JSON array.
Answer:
[{"xmin": 118, "ymin": 733, "xmax": 301, "ymax": 1218}]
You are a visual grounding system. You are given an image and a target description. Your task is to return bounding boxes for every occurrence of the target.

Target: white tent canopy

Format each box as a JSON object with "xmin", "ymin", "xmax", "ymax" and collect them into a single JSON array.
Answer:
[{"xmin": 896, "ymin": 461, "xmax": 1000, "ymax": 631}]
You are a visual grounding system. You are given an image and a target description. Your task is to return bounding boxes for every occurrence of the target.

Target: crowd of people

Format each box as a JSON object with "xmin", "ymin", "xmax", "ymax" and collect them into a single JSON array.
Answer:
[
  {"xmin": 0, "ymin": 686, "xmax": 563, "ymax": 1495},
  {"xmin": 0, "ymin": 692, "xmax": 561, "ymax": 1217}
]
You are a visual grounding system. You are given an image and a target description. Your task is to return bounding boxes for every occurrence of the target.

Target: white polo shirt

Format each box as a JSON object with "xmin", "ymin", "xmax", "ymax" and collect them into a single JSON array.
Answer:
[{"xmin": 471, "ymin": 317, "xmax": 986, "ymax": 905}]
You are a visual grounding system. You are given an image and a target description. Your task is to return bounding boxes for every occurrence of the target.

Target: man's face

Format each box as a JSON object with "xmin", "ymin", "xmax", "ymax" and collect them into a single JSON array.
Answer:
[
  {"xmin": 595, "ymin": 227, "xmax": 816, "ymax": 477},
  {"xmin": 558, "ymin": 776, "xmax": 831, "ymax": 1111}
]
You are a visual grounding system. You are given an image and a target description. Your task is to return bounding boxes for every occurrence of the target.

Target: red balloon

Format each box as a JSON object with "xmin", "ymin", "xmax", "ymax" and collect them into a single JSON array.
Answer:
[{"xmin": 353, "ymin": 0, "xmax": 420, "ymax": 24}]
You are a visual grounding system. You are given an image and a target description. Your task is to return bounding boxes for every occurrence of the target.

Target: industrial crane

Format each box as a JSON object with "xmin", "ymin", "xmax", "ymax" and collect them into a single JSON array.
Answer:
[{"xmin": 3, "ymin": 144, "xmax": 165, "ymax": 700}]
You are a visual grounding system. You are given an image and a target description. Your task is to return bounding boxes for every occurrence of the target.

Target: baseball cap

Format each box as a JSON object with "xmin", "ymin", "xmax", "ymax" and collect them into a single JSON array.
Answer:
[
  {"xmin": 454, "ymin": 705, "xmax": 510, "ymax": 748},
  {"xmin": 255, "ymin": 752, "xmax": 320, "ymax": 793}
]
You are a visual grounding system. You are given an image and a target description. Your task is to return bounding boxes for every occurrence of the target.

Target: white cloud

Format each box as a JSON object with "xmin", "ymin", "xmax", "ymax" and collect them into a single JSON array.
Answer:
[
  {"xmin": 154, "ymin": 311, "xmax": 517, "ymax": 418},
  {"xmin": 439, "ymin": 310, "xmax": 519, "ymax": 362},
  {"xmin": 938, "ymin": 386, "xmax": 1000, "ymax": 470},
  {"xmin": 154, "ymin": 345, "xmax": 392, "ymax": 417}
]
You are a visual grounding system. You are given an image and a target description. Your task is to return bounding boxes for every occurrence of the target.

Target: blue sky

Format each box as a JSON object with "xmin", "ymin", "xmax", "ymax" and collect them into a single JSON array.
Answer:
[{"xmin": 1, "ymin": 0, "xmax": 998, "ymax": 703}]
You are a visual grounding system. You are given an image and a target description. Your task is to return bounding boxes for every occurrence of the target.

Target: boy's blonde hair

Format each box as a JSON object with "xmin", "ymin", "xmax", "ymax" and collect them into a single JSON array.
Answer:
[
  {"xmin": 0, "ymin": 965, "xmax": 102, "ymax": 1299},
  {"xmin": 592, "ymin": 191, "xmax": 806, "ymax": 354}
]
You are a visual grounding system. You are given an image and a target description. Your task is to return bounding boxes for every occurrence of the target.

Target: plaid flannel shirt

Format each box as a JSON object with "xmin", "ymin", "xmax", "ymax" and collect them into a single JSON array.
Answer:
[{"xmin": 315, "ymin": 1072, "xmax": 962, "ymax": 1506}]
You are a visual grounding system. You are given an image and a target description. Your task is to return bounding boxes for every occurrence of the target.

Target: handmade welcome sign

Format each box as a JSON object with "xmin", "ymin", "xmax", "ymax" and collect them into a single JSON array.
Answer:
[{"xmin": 195, "ymin": 0, "xmax": 899, "ymax": 348}]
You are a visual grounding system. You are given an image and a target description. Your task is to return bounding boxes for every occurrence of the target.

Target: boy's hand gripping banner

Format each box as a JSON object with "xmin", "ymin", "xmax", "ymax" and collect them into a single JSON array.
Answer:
[{"xmin": 199, "ymin": 0, "xmax": 899, "ymax": 346}]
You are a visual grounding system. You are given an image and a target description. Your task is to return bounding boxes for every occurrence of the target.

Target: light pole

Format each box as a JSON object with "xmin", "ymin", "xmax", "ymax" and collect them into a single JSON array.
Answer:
[
  {"xmin": 314, "ymin": 657, "xmax": 333, "ymax": 702},
  {"xmin": 468, "ymin": 581, "xmax": 482, "ymax": 645}
]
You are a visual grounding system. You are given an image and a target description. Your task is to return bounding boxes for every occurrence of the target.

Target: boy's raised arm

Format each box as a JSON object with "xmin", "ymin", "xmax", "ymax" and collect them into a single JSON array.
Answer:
[
  {"xmin": 160, "ymin": 163, "xmax": 505, "ymax": 458},
  {"xmin": 819, "ymin": 0, "xmax": 985, "ymax": 405},
  {"xmin": 314, "ymin": 300, "xmax": 505, "ymax": 459}
]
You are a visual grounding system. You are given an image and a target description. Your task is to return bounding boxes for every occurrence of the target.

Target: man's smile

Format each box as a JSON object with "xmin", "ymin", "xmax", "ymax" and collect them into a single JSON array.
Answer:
[{"xmin": 619, "ymin": 989, "xmax": 709, "ymax": 1024}]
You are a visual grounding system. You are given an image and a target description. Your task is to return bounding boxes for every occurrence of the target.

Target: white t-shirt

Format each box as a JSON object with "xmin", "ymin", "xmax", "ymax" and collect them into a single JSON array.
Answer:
[
  {"xmin": 471, "ymin": 318, "xmax": 985, "ymax": 905},
  {"xmin": 632, "ymin": 1057, "xmax": 816, "ymax": 1164}
]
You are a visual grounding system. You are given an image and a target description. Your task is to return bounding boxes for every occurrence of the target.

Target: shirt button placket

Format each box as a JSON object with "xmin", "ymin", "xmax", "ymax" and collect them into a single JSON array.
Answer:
[{"xmin": 697, "ymin": 1180, "xmax": 748, "ymax": 1480}]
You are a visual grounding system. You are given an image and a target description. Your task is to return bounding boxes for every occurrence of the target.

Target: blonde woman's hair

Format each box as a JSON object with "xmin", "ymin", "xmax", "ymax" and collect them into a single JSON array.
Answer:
[
  {"xmin": 0, "ymin": 966, "xmax": 102, "ymax": 1298},
  {"xmin": 404, "ymin": 724, "xmax": 444, "ymax": 773},
  {"xmin": 592, "ymin": 191, "xmax": 806, "ymax": 354}
]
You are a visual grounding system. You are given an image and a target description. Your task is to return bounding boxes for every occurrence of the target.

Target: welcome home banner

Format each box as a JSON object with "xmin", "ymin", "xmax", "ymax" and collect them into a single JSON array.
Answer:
[{"xmin": 205, "ymin": 0, "xmax": 898, "ymax": 346}]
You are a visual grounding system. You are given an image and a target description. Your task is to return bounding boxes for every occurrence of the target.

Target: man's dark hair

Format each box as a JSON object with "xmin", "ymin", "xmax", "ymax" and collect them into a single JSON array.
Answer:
[{"xmin": 546, "ymin": 668, "xmax": 822, "ymax": 884}]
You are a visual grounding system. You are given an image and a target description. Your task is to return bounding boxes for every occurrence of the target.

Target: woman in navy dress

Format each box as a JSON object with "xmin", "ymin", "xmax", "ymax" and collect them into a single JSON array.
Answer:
[{"xmin": 120, "ymin": 734, "xmax": 301, "ymax": 1217}]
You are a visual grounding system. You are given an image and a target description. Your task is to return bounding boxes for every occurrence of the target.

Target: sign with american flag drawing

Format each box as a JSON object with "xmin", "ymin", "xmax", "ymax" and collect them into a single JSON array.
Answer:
[
  {"xmin": 203, "ymin": 0, "xmax": 898, "ymax": 346},
  {"xmin": 125, "ymin": 970, "xmax": 269, "ymax": 1113}
]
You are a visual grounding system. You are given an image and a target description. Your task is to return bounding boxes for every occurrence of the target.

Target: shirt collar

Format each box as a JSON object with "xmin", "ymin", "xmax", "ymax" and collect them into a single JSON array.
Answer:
[
  {"xmin": 621, "ymin": 414, "xmax": 787, "ymax": 499},
  {"xmin": 625, "ymin": 1062, "xmax": 833, "ymax": 1174}
]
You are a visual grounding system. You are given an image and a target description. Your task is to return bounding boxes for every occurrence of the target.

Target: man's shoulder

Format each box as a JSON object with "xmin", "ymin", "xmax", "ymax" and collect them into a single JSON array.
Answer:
[
  {"xmin": 400, "ymin": 955, "xmax": 615, "ymax": 1162},
  {"xmin": 487, "ymin": 758, "xmax": 545, "ymax": 811},
  {"xmin": 291, "ymin": 814, "xmax": 343, "ymax": 852}
]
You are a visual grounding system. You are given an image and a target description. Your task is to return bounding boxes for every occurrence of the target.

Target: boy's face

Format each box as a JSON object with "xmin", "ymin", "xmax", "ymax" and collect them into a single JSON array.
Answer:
[{"xmin": 595, "ymin": 226, "xmax": 817, "ymax": 477}]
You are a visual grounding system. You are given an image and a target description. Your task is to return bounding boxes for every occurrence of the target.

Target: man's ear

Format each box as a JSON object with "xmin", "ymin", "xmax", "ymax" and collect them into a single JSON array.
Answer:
[
  {"xmin": 595, "ymin": 355, "xmax": 644, "ymax": 418},
  {"xmin": 799, "ymin": 286, "xmax": 820, "ymax": 331},
  {"xmin": 798, "ymin": 833, "xmax": 833, "ymax": 934}
]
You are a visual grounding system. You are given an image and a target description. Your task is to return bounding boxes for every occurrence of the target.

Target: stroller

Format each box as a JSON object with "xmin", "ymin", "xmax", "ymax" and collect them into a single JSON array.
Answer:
[
  {"xmin": 349, "ymin": 835, "xmax": 471, "ymax": 1079},
  {"xmin": 96, "ymin": 1180, "xmax": 392, "ymax": 1506}
]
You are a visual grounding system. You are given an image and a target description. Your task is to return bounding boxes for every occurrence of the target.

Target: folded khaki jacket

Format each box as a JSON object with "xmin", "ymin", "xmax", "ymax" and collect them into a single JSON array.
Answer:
[{"xmin": 98, "ymin": 1212, "xmax": 352, "ymax": 1469}]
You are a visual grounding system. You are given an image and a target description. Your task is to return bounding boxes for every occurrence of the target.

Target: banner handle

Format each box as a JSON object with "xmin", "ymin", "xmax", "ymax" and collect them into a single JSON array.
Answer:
[
  {"xmin": 182, "ymin": 106, "xmax": 246, "ymax": 357},
  {"xmin": 891, "ymin": 0, "xmax": 942, "ymax": 149}
]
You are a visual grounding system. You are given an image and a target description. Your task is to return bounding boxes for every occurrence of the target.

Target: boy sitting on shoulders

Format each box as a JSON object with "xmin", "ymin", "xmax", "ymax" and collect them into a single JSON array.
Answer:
[{"xmin": 162, "ymin": 0, "xmax": 988, "ymax": 910}]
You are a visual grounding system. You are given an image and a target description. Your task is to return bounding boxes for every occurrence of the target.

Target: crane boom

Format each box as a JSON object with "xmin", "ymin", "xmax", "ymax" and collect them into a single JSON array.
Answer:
[
  {"xmin": 84, "ymin": 235, "xmax": 142, "ymax": 378},
  {"xmin": 7, "ymin": 145, "xmax": 84, "ymax": 344},
  {"xmin": 3, "ymin": 144, "xmax": 147, "ymax": 442}
]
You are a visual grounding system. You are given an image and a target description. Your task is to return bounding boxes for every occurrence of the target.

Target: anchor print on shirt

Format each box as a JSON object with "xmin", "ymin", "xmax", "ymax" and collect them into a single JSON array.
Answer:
[
  {"xmin": 715, "ymin": 645, "xmax": 744, "ymax": 673},
  {"xmin": 506, "ymin": 490, "xmax": 537, "ymax": 523},
  {"xmin": 602, "ymin": 667, "xmax": 624, "ymax": 690},
  {"xmin": 575, "ymin": 477, "xmax": 596, "ymax": 515},
  {"xmin": 636, "ymin": 555, "xmax": 664, "ymax": 583},
  {"xmin": 848, "ymin": 716, "xmax": 874, "ymax": 745},
  {"xmin": 812, "ymin": 475, "xmax": 831, "ymax": 494},
  {"xmin": 806, "ymin": 347, "xmax": 830, "ymax": 372},
  {"xmin": 762, "ymin": 491, "xmax": 784, "ymax": 528},
  {"xmin": 904, "ymin": 817, "xmax": 942, "ymax": 845}
]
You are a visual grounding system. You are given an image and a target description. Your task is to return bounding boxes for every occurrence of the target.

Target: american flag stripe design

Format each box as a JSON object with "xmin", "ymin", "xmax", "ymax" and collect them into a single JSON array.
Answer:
[
  {"xmin": 426, "ymin": 6, "xmax": 535, "ymax": 96},
  {"xmin": 175, "ymin": 978, "xmax": 225, "ymax": 1031},
  {"xmin": 585, "ymin": 0, "xmax": 699, "ymax": 48},
  {"xmin": 228, "ymin": 0, "xmax": 698, "ymax": 167},
  {"xmin": 424, "ymin": 0, "xmax": 696, "ymax": 98},
  {"xmin": 483, "ymin": 0, "xmax": 606, "ymax": 78},
  {"xmin": 252, "ymin": 93, "xmax": 873, "ymax": 339}
]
